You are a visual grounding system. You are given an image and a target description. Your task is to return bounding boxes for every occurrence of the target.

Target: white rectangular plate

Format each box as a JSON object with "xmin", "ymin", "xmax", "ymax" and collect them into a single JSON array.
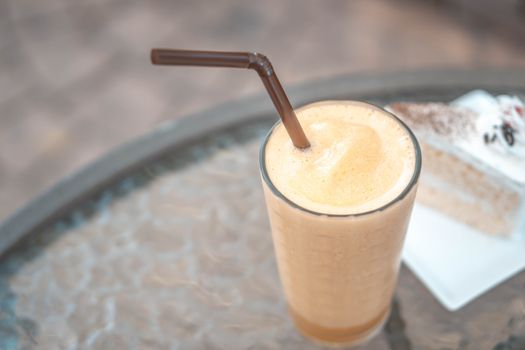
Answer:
[{"xmin": 402, "ymin": 204, "xmax": 525, "ymax": 311}]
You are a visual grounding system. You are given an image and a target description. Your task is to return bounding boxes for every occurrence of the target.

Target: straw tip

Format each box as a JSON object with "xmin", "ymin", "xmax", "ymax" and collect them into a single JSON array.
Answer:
[{"xmin": 150, "ymin": 49, "xmax": 159, "ymax": 65}]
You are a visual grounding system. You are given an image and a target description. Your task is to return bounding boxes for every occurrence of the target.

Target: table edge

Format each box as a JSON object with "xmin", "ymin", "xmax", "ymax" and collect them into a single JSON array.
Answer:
[{"xmin": 1, "ymin": 67, "xmax": 524, "ymax": 256}]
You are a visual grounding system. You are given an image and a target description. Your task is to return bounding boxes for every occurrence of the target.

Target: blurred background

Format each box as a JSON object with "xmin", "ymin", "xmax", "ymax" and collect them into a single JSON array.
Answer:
[{"xmin": 1, "ymin": 0, "xmax": 525, "ymax": 223}]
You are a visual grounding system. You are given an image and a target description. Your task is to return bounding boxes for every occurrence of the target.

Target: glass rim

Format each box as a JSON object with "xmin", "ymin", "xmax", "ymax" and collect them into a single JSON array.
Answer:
[{"xmin": 259, "ymin": 100, "xmax": 422, "ymax": 218}]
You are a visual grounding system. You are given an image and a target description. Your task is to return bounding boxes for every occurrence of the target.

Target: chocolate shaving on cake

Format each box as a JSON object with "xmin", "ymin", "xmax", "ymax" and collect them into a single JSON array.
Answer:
[
  {"xmin": 482, "ymin": 120, "xmax": 517, "ymax": 147},
  {"xmin": 502, "ymin": 123, "xmax": 516, "ymax": 146}
]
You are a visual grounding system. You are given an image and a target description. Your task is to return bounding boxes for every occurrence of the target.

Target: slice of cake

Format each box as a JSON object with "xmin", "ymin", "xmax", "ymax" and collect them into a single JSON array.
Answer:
[{"xmin": 387, "ymin": 90, "xmax": 525, "ymax": 237}]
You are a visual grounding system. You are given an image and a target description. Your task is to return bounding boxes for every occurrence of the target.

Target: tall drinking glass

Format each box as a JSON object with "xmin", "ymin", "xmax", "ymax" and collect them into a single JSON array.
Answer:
[{"xmin": 259, "ymin": 101, "xmax": 421, "ymax": 346}]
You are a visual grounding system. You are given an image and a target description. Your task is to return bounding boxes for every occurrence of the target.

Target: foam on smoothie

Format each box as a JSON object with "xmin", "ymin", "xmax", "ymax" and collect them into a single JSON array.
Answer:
[{"xmin": 265, "ymin": 100, "xmax": 416, "ymax": 215}]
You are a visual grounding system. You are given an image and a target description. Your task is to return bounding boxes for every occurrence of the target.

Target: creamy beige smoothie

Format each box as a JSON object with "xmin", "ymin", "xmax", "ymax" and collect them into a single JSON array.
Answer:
[{"xmin": 260, "ymin": 100, "xmax": 421, "ymax": 346}]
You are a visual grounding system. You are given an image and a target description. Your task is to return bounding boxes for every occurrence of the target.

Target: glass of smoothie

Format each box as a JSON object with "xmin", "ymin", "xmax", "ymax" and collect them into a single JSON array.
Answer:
[
  {"xmin": 260, "ymin": 100, "xmax": 421, "ymax": 346},
  {"xmin": 150, "ymin": 49, "xmax": 421, "ymax": 347}
]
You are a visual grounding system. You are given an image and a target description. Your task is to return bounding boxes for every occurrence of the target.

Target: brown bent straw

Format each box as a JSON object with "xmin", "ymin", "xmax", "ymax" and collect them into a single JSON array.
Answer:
[{"xmin": 151, "ymin": 49, "xmax": 310, "ymax": 149}]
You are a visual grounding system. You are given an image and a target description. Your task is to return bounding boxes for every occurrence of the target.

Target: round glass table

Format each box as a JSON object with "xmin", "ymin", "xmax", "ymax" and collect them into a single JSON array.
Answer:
[{"xmin": 1, "ymin": 70, "xmax": 524, "ymax": 349}]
